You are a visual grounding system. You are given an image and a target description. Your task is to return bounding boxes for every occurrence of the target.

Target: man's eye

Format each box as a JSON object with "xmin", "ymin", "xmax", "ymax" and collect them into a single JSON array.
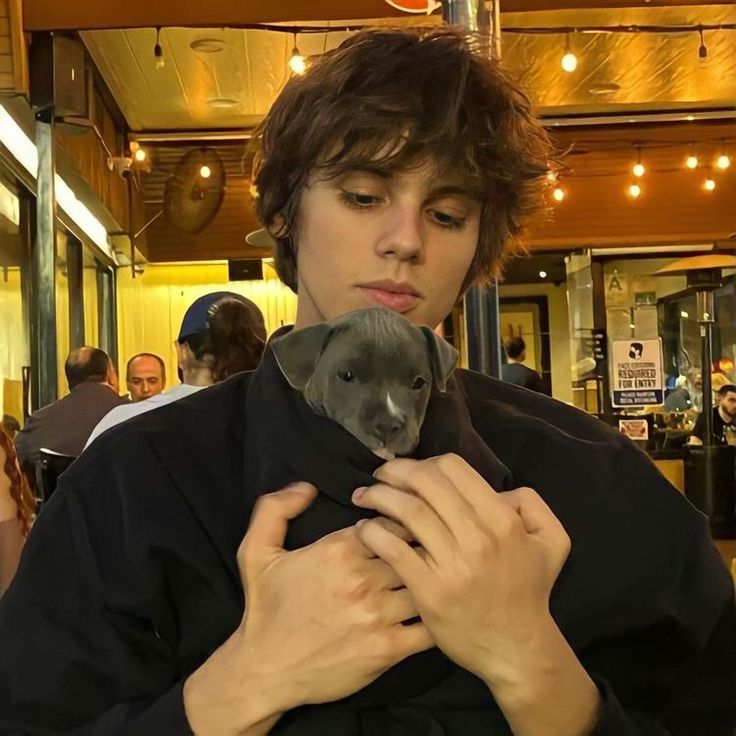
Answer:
[
  {"xmin": 412, "ymin": 376, "xmax": 427, "ymax": 390},
  {"xmin": 338, "ymin": 369, "xmax": 355, "ymax": 382},
  {"xmin": 429, "ymin": 209, "xmax": 465, "ymax": 230},
  {"xmin": 340, "ymin": 191, "xmax": 380, "ymax": 208}
]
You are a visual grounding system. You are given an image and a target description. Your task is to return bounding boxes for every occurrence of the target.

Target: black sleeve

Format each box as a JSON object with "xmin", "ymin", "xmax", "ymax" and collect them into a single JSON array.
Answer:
[
  {"xmin": 0, "ymin": 454, "xmax": 195, "ymax": 734},
  {"xmin": 588, "ymin": 527, "xmax": 736, "ymax": 735}
]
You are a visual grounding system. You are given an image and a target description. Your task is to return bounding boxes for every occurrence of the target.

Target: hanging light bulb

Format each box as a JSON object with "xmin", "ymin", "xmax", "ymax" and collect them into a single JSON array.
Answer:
[
  {"xmin": 133, "ymin": 147, "xmax": 148, "ymax": 163},
  {"xmin": 289, "ymin": 34, "xmax": 306, "ymax": 75},
  {"xmin": 154, "ymin": 28, "xmax": 165, "ymax": 70},
  {"xmin": 685, "ymin": 145, "xmax": 698, "ymax": 169},
  {"xmin": 703, "ymin": 177, "xmax": 716, "ymax": 191},
  {"xmin": 199, "ymin": 164, "xmax": 212, "ymax": 179},
  {"xmin": 553, "ymin": 185, "xmax": 565, "ymax": 202},
  {"xmin": 628, "ymin": 183, "xmax": 642, "ymax": 199},
  {"xmin": 561, "ymin": 33, "xmax": 577, "ymax": 73},
  {"xmin": 632, "ymin": 146, "xmax": 645, "ymax": 177},
  {"xmin": 716, "ymin": 152, "xmax": 731, "ymax": 170},
  {"xmin": 697, "ymin": 27, "xmax": 708, "ymax": 65}
]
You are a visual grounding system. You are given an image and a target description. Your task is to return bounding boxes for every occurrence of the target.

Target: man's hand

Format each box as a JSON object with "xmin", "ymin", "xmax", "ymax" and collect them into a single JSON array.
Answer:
[
  {"xmin": 184, "ymin": 481, "xmax": 432, "ymax": 736},
  {"xmin": 352, "ymin": 454, "xmax": 599, "ymax": 736}
]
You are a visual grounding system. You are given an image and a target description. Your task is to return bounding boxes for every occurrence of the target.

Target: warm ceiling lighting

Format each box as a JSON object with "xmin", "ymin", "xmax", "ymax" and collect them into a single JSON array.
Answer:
[
  {"xmin": 289, "ymin": 34, "xmax": 306, "ymax": 75},
  {"xmin": 716, "ymin": 153, "xmax": 731, "ymax": 170},
  {"xmin": 628, "ymin": 183, "xmax": 642, "ymax": 198},
  {"xmin": 553, "ymin": 186, "xmax": 565, "ymax": 202},
  {"xmin": 685, "ymin": 154, "xmax": 699, "ymax": 169},
  {"xmin": 199, "ymin": 164, "xmax": 212, "ymax": 179},
  {"xmin": 539, "ymin": 270, "xmax": 548, "ymax": 279},
  {"xmin": 632, "ymin": 146, "xmax": 645, "ymax": 177},
  {"xmin": 704, "ymin": 177, "xmax": 716, "ymax": 191},
  {"xmin": 133, "ymin": 147, "xmax": 147, "ymax": 163},
  {"xmin": 561, "ymin": 33, "xmax": 577, "ymax": 73}
]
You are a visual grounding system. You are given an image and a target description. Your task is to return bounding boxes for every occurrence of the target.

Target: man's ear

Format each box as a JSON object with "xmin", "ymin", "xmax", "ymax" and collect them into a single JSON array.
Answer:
[
  {"xmin": 420, "ymin": 327, "xmax": 458, "ymax": 392},
  {"xmin": 271, "ymin": 324, "xmax": 332, "ymax": 391}
]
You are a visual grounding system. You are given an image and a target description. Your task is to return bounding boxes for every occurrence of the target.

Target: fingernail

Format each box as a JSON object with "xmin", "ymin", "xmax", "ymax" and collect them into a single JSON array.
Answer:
[{"xmin": 353, "ymin": 487, "xmax": 367, "ymax": 501}]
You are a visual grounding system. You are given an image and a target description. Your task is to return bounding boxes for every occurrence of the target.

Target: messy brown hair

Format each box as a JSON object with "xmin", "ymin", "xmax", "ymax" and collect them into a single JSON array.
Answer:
[{"xmin": 252, "ymin": 27, "xmax": 552, "ymax": 294}]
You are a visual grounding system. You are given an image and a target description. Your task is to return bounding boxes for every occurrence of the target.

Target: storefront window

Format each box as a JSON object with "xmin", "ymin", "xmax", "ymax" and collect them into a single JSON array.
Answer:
[{"xmin": 0, "ymin": 176, "xmax": 28, "ymax": 427}]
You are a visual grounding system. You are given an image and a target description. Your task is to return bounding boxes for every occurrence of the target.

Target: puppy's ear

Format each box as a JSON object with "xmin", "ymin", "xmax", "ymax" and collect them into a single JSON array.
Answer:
[
  {"xmin": 271, "ymin": 324, "xmax": 331, "ymax": 391},
  {"xmin": 420, "ymin": 327, "xmax": 458, "ymax": 393}
]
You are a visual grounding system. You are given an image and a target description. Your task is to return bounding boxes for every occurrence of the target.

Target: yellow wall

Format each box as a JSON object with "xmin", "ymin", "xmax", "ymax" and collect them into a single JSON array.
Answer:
[
  {"xmin": 498, "ymin": 282, "xmax": 573, "ymax": 405},
  {"xmin": 116, "ymin": 262, "xmax": 297, "ymax": 387},
  {"xmin": 0, "ymin": 266, "xmax": 25, "ymax": 420}
]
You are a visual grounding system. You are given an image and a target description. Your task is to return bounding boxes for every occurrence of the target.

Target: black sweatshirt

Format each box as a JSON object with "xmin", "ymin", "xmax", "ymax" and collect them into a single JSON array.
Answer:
[{"xmin": 1, "ymin": 342, "xmax": 734, "ymax": 735}]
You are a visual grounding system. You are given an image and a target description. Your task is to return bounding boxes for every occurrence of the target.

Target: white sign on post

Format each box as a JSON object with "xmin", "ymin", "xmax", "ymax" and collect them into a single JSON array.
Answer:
[{"xmin": 611, "ymin": 338, "xmax": 664, "ymax": 407}]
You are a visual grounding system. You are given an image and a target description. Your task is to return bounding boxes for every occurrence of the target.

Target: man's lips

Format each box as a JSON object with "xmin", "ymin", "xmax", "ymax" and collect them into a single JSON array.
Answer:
[{"xmin": 357, "ymin": 285, "xmax": 420, "ymax": 312}]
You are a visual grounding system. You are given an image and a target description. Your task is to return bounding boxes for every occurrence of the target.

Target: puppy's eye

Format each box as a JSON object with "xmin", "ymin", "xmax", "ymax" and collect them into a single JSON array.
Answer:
[
  {"xmin": 337, "ymin": 369, "xmax": 355, "ymax": 382},
  {"xmin": 411, "ymin": 376, "xmax": 427, "ymax": 390}
]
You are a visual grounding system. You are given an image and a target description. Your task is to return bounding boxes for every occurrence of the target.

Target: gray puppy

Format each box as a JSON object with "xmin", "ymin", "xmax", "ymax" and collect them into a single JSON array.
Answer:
[{"xmin": 271, "ymin": 307, "xmax": 458, "ymax": 459}]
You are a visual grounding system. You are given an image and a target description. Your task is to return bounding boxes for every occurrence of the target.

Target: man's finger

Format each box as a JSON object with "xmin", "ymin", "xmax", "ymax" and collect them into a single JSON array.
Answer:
[
  {"xmin": 241, "ymin": 483, "xmax": 318, "ymax": 553},
  {"xmin": 379, "ymin": 588, "xmax": 420, "ymax": 625},
  {"xmin": 354, "ymin": 515, "xmax": 414, "ymax": 557}
]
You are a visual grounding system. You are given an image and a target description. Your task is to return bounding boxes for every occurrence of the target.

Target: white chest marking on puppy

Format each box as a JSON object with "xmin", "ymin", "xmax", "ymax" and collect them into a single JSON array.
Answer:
[{"xmin": 386, "ymin": 391, "xmax": 402, "ymax": 419}]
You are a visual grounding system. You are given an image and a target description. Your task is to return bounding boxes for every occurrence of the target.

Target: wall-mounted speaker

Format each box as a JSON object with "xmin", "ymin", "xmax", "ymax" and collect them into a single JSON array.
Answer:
[{"xmin": 29, "ymin": 33, "xmax": 88, "ymax": 119}]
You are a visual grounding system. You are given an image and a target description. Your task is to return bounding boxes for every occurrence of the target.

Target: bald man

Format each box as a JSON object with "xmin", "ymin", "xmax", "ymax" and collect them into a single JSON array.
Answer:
[
  {"xmin": 14, "ymin": 347, "xmax": 128, "ymax": 464},
  {"xmin": 126, "ymin": 353, "xmax": 166, "ymax": 402}
]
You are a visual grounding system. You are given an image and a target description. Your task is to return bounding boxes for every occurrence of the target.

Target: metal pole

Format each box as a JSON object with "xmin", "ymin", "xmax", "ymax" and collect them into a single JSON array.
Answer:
[
  {"xmin": 443, "ymin": 0, "xmax": 503, "ymax": 377},
  {"xmin": 698, "ymin": 289, "xmax": 715, "ymax": 445},
  {"xmin": 34, "ymin": 117, "xmax": 58, "ymax": 406}
]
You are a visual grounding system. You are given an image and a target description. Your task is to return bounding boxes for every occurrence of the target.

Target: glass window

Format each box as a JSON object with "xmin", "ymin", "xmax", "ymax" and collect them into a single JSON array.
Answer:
[
  {"xmin": 55, "ymin": 228, "xmax": 70, "ymax": 397},
  {"xmin": 0, "ymin": 175, "xmax": 29, "ymax": 426}
]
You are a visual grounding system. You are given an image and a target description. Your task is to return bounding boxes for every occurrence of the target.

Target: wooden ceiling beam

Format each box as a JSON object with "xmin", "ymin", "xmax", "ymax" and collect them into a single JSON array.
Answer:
[{"xmin": 23, "ymin": 0, "xmax": 735, "ymax": 32}]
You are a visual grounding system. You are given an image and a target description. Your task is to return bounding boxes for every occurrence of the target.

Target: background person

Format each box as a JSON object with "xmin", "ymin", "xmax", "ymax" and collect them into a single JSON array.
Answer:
[
  {"xmin": 85, "ymin": 292, "xmax": 267, "ymax": 448},
  {"xmin": 689, "ymin": 383, "xmax": 736, "ymax": 445},
  {"xmin": 125, "ymin": 353, "xmax": 166, "ymax": 402},
  {"xmin": 14, "ymin": 347, "xmax": 127, "ymax": 465},
  {"xmin": 501, "ymin": 336, "xmax": 545, "ymax": 393}
]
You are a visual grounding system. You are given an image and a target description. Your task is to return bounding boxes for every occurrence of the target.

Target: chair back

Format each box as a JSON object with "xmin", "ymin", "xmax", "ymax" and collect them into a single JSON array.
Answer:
[{"xmin": 36, "ymin": 448, "xmax": 76, "ymax": 503}]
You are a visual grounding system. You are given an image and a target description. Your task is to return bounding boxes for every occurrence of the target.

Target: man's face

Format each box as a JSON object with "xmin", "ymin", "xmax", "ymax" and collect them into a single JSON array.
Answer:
[
  {"xmin": 719, "ymin": 391, "xmax": 736, "ymax": 420},
  {"xmin": 126, "ymin": 356, "xmax": 165, "ymax": 402},
  {"xmin": 293, "ymin": 161, "xmax": 480, "ymax": 330}
]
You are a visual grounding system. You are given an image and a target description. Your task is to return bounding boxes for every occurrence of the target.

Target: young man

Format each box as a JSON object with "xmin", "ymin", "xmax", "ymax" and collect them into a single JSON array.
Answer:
[
  {"xmin": 689, "ymin": 383, "xmax": 736, "ymax": 445},
  {"xmin": 0, "ymin": 29, "xmax": 733, "ymax": 736},
  {"xmin": 125, "ymin": 352, "xmax": 167, "ymax": 402}
]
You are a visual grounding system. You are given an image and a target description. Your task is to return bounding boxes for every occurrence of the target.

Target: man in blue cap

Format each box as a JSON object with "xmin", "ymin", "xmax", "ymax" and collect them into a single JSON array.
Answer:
[{"xmin": 86, "ymin": 292, "xmax": 266, "ymax": 448}]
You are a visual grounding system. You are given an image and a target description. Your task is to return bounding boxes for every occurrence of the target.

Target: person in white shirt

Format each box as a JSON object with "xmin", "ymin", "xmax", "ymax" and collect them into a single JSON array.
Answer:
[{"xmin": 86, "ymin": 292, "xmax": 266, "ymax": 448}]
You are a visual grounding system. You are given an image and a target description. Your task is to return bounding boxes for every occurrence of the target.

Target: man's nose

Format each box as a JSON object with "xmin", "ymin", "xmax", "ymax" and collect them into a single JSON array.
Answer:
[{"xmin": 375, "ymin": 206, "xmax": 424, "ymax": 261}]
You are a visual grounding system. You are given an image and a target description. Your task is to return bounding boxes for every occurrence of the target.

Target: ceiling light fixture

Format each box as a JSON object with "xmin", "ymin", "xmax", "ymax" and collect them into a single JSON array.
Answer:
[
  {"xmin": 561, "ymin": 32, "xmax": 578, "ymax": 73},
  {"xmin": 628, "ymin": 183, "xmax": 642, "ymax": 198},
  {"xmin": 553, "ymin": 185, "xmax": 565, "ymax": 202},
  {"xmin": 697, "ymin": 27, "xmax": 708, "ymax": 64},
  {"xmin": 289, "ymin": 34, "xmax": 306, "ymax": 75},
  {"xmin": 716, "ymin": 146, "xmax": 731, "ymax": 170},
  {"xmin": 154, "ymin": 27, "xmax": 165, "ymax": 70},
  {"xmin": 632, "ymin": 146, "xmax": 645, "ymax": 177},
  {"xmin": 703, "ymin": 177, "xmax": 716, "ymax": 191},
  {"xmin": 539, "ymin": 270, "xmax": 548, "ymax": 279},
  {"xmin": 685, "ymin": 144, "xmax": 698, "ymax": 169}
]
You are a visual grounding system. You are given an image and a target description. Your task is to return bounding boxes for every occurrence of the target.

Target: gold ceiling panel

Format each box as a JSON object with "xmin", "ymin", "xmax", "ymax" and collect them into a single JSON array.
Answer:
[{"xmin": 82, "ymin": 5, "xmax": 735, "ymax": 131}]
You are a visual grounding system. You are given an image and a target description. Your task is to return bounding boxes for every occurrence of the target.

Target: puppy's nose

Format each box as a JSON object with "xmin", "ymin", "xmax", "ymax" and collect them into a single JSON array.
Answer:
[{"xmin": 374, "ymin": 418, "xmax": 405, "ymax": 445}]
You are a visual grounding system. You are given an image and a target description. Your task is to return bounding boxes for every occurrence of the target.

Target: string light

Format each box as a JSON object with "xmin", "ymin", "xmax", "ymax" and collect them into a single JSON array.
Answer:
[
  {"xmin": 628, "ymin": 183, "xmax": 642, "ymax": 198},
  {"xmin": 289, "ymin": 34, "xmax": 306, "ymax": 75},
  {"xmin": 539, "ymin": 270, "xmax": 548, "ymax": 279},
  {"xmin": 697, "ymin": 27, "xmax": 708, "ymax": 64},
  {"xmin": 133, "ymin": 148, "xmax": 147, "ymax": 163},
  {"xmin": 703, "ymin": 176, "xmax": 716, "ymax": 191},
  {"xmin": 553, "ymin": 185, "xmax": 566, "ymax": 202},
  {"xmin": 154, "ymin": 28, "xmax": 165, "ymax": 70},
  {"xmin": 560, "ymin": 33, "xmax": 577, "ymax": 73},
  {"xmin": 632, "ymin": 146, "xmax": 645, "ymax": 178},
  {"xmin": 716, "ymin": 150, "xmax": 731, "ymax": 170},
  {"xmin": 199, "ymin": 164, "xmax": 212, "ymax": 179},
  {"xmin": 685, "ymin": 145, "xmax": 699, "ymax": 169}
]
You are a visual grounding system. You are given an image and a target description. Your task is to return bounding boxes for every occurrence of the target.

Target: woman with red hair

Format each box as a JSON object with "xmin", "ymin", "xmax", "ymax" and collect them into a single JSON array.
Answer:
[{"xmin": 0, "ymin": 425, "xmax": 35, "ymax": 595}]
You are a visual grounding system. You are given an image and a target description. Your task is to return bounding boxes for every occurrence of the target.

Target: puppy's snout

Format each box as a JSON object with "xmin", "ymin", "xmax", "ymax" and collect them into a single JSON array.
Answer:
[{"xmin": 374, "ymin": 417, "xmax": 405, "ymax": 445}]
